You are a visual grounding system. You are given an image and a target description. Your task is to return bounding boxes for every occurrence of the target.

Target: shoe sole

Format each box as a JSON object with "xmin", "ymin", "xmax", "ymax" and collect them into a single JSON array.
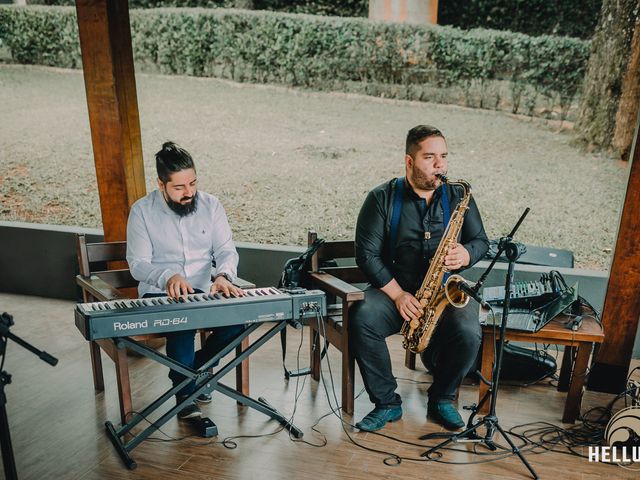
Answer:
[
  {"xmin": 178, "ymin": 411, "xmax": 202, "ymax": 420},
  {"xmin": 195, "ymin": 396, "xmax": 212, "ymax": 404}
]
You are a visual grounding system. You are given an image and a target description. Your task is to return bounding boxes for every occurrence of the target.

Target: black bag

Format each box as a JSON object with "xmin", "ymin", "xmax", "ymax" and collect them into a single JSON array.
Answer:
[
  {"xmin": 279, "ymin": 238, "xmax": 325, "ymax": 289},
  {"xmin": 278, "ymin": 237, "xmax": 331, "ymax": 378}
]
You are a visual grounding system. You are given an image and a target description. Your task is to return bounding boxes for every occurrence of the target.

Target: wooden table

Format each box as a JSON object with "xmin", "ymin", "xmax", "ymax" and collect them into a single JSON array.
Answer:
[{"xmin": 478, "ymin": 313, "xmax": 604, "ymax": 423}]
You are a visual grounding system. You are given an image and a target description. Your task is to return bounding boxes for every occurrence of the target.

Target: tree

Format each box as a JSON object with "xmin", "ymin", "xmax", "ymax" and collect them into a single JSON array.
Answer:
[
  {"xmin": 613, "ymin": 18, "xmax": 640, "ymax": 161},
  {"xmin": 575, "ymin": 0, "xmax": 639, "ymax": 160},
  {"xmin": 234, "ymin": 0, "xmax": 254, "ymax": 8}
]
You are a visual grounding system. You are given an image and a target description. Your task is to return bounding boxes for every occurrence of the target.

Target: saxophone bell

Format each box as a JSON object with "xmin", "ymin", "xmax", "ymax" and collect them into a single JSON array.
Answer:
[{"xmin": 443, "ymin": 274, "xmax": 471, "ymax": 308}]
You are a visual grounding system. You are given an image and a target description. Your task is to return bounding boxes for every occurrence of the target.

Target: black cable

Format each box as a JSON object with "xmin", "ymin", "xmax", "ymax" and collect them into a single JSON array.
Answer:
[
  {"xmin": 130, "ymin": 300, "xmax": 634, "ymax": 469},
  {"xmin": 283, "ymin": 320, "xmax": 328, "ymax": 448},
  {"xmin": 215, "ymin": 305, "xmax": 361, "ymax": 450},
  {"xmin": 218, "ymin": 317, "xmax": 329, "ymax": 449},
  {"xmin": 310, "ymin": 306, "xmax": 543, "ymax": 467},
  {"xmin": 551, "ymin": 270, "xmax": 602, "ymax": 327},
  {"xmin": 312, "ymin": 308, "xmax": 408, "ymax": 465},
  {"xmin": 126, "ymin": 318, "xmax": 320, "ymax": 452},
  {"xmin": 0, "ymin": 340, "xmax": 7, "ymax": 373},
  {"xmin": 308, "ymin": 275, "xmax": 631, "ymax": 467},
  {"xmin": 507, "ymin": 378, "xmax": 640, "ymax": 461},
  {"xmin": 128, "ymin": 409, "xmax": 227, "ymax": 446}
]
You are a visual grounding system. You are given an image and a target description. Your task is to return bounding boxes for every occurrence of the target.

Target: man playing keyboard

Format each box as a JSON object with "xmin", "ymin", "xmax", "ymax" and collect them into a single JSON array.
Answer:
[{"xmin": 126, "ymin": 141, "xmax": 244, "ymax": 419}]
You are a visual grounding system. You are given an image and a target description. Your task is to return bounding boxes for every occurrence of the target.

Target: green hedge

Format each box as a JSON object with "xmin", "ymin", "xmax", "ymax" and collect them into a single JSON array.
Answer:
[
  {"xmin": 0, "ymin": 6, "xmax": 80, "ymax": 67},
  {"xmin": 28, "ymin": 0, "xmax": 599, "ymax": 39},
  {"xmin": 0, "ymin": 6, "xmax": 591, "ymax": 118},
  {"xmin": 27, "ymin": 0, "xmax": 369, "ymax": 17},
  {"xmin": 253, "ymin": 0, "xmax": 367, "ymax": 17},
  {"xmin": 439, "ymin": 0, "xmax": 601, "ymax": 40},
  {"xmin": 26, "ymin": 0, "xmax": 225, "ymax": 6}
]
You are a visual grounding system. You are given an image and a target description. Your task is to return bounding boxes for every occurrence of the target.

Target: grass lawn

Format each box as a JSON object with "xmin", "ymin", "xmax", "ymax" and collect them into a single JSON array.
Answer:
[{"xmin": 0, "ymin": 64, "xmax": 628, "ymax": 270}]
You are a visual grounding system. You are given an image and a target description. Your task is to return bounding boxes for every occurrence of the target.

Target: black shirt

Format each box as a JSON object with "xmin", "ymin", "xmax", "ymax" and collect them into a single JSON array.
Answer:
[{"xmin": 355, "ymin": 178, "xmax": 489, "ymax": 293}]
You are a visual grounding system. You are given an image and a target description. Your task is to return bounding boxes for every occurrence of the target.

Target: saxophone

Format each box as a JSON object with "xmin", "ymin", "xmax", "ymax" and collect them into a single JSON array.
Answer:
[{"xmin": 400, "ymin": 175, "xmax": 473, "ymax": 354}]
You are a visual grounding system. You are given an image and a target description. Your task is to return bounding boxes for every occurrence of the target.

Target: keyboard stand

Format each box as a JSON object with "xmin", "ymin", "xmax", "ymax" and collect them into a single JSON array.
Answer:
[{"xmin": 104, "ymin": 320, "xmax": 303, "ymax": 470}]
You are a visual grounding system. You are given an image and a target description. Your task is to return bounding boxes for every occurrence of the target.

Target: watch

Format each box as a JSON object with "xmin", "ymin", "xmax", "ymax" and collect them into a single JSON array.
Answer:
[{"xmin": 215, "ymin": 272, "xmax": 232, "ymax": 283}]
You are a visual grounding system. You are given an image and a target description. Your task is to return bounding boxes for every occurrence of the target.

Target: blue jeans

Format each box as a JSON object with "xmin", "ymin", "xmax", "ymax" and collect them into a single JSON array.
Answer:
[{"xmin": 143, "ymin": 290, "xmax": 245, "ymax": 397}]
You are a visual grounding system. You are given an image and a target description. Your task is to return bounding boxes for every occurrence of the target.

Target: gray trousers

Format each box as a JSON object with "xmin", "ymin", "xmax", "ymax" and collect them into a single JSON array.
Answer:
[{"xmin": 349, "ymin": 287, "xmax": 481, "ymax": 408}]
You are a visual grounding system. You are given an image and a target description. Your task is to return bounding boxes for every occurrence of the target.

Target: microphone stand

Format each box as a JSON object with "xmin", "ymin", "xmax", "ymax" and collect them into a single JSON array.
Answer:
[
  {"xmin": 419, "ymin": 208, "xmax": 539, "ymax": 480},
  {"xmin": 0, "ymin": 312, "xmax": 58, "ymax": 480},
  {"xmin": 468, "ymin": 207, "xmax": 530, "ymax": 300}
]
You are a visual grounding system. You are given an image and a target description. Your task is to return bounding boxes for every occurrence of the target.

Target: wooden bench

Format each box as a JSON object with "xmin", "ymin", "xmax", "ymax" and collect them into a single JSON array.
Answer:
[
  {"xmin": 478, "ymin": 312, "xmax": 604, "ymax": 423},
  {"xmin": 302, "ymin": 231, "xmax": 421, "ymax": 414},
  {"xmin": 75, "ymin": 233, "xmax": 253, "ymax": 424}
]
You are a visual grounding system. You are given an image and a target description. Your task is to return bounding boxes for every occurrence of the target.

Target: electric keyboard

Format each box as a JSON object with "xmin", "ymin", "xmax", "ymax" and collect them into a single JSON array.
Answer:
[
  {"xmin": 75, "ymin": 287, "xmax": 326, "ymax": 340},
  {"xmin": 482, "ymin": 280, "xmax": 558, "ymax": 308}
]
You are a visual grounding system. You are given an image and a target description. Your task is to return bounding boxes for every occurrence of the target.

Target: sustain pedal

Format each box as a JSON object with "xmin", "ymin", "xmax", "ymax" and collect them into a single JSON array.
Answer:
[{"xmin": 194, "ymin": 416, "xmax": 218, "ymax": 438}]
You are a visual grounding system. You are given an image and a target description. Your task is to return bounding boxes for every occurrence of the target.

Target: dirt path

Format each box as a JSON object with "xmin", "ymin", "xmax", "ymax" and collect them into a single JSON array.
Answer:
[{"xmin": 0, "ymin": 65, "xmax": 628, "ymax": 270}]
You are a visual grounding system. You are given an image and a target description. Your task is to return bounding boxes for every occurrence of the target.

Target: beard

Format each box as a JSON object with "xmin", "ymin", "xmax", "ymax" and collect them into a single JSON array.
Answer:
[
  {"xmin": 411, "ymin": 168, "xmax": 444, "ymax": 191},
  {"xmin": 164, "ymin": 191, "xmax": 198, "ymax": 217}
]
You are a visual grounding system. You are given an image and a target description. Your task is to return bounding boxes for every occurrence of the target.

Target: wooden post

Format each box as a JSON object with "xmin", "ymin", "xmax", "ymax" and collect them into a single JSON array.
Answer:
[
  {"xmin": 76, "ymin": 0, "xmax": 146, "ymax": 242},
  {"xmin": 588, "ymin": 111, "xmax": 640, "ymax": 393},
  {"xmin": 369, "ymin": 0, "xmax": 438, "ymax": 25}
]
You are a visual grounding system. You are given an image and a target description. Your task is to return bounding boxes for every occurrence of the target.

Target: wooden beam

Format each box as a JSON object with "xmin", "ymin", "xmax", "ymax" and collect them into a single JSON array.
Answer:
[
  {"xmin": 588, "ymin": 110, "xmax": 640, "ymax": 393},
  {"xmin": 76, "ymin": 0, "xmax": 145, "ymax": 242}
]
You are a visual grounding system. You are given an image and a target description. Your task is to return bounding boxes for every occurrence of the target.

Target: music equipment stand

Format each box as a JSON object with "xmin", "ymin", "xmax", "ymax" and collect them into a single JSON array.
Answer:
[
  {"xmin": 105, "ymin": 318, "xmax": 305, "ymax": 470},
  {"xmin": 0, "ymin": 312, "xmax": 58, "ymax": 480},
  {"xmin": 419, "ymin": 209, "xmax": 539, "ymax": 480}
]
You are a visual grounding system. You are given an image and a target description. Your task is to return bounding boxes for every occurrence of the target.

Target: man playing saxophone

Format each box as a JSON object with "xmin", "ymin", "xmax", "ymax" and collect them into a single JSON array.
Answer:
[{"xmin": 351, "ymin": 125, "xmax": 489, "ymax": 432}]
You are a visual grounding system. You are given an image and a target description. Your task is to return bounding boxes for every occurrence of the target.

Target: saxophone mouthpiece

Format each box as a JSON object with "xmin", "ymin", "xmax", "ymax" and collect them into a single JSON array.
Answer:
[{"xmin": 436, "ymin": 173, "xmax": 448, "ymax": 185}]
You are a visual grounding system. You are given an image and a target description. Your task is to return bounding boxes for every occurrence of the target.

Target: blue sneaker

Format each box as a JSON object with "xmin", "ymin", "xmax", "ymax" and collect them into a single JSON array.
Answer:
[
  {"xmin": 428, "ymin": 400, "xmax": 465, "ymax": 430},
  {"xmin": 355, "ymin": 406, "xmax": 403, "ymax": 432}
]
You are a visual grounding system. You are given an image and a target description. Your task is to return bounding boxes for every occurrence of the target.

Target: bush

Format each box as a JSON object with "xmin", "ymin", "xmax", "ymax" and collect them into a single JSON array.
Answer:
[
  {"xmin": 0, "ymin": 6, "xmax": 80, "ymax": 67},
  {"xmin": 439, "ymin": 0, "xmax": 601, "ymax": 40},
  {"xmin": 27, "ymin": 0, "xmax": 599, "ymax": 39},
  {"xmin": 0, "ymin": 6, "xmax": 591, "ymax": 119},
  {"xmin": 26, "ymin": 0, "xmax": 368, "ymax": 17},
  {"xmin": 254, "ymin": 0, "xmax": 367, "ymax": 17}
]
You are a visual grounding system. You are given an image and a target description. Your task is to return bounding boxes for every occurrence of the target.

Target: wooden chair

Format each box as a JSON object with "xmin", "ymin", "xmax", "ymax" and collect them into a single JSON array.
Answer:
[
  {"xmin": 75, "ymin": 233, "xmax": 253, "ymax": 424},
  {"xmin": 301, "ymin": 231, "xmax": 418, "ymax": 414}
]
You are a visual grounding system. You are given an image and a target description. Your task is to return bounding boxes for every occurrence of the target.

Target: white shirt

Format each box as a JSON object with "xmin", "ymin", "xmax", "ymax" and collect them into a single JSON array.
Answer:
[{"xmin": 126, "ymin": 189, "xmax": 239, "ymax": 297}]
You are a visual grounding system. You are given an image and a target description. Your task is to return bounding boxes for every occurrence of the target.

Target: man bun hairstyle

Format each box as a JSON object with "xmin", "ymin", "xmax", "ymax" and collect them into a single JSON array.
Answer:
[
  {"xmin": 405, "ymin": 125, "xmax": 445, "ymax": 157},
  {"xmin": 155, "ymin": 141, "xmax": 196, "ymax": 183}
]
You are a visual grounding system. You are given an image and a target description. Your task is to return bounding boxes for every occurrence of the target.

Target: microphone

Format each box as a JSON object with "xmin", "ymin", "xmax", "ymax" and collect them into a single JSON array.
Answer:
[{"xmin": 458, "ymin": 282, "xmax": 490, "ymax": 309}]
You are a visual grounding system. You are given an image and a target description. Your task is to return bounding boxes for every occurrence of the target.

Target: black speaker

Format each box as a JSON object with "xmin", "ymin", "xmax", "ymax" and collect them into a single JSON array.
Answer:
[
  {"xmin": 495, "ymin": 343, "xmax": 557, "ymax": 382},
  {"xmin": 421, "ymin": 342, "xmax": 557, "ymax": 383}
]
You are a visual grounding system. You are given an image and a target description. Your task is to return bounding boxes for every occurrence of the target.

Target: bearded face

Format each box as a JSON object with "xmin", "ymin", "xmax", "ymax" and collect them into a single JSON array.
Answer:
[
  {"xmin": 410, "ymin": 164, "xmax": 441, "ymax": 191},
  {"xmin": 163, "ymin": 190, "xmax": 198, "ymax": 217},
  {"xmin": 406, "ymin": 136, "xmax": 448, "ymax": 193},
  {"xmin": 158, "ymin": 168, "xmax": 199, "ymax": 217}
]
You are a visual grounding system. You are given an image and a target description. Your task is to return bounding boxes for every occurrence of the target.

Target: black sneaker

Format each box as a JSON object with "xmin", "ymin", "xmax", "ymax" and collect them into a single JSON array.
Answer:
[
  {"xmin": 196, "ymin": 392, "xmax": 212, "ymax": 404},
  {"xmin": 177, "ymin": 401, "xmax": 202, "ymax": 420}
]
